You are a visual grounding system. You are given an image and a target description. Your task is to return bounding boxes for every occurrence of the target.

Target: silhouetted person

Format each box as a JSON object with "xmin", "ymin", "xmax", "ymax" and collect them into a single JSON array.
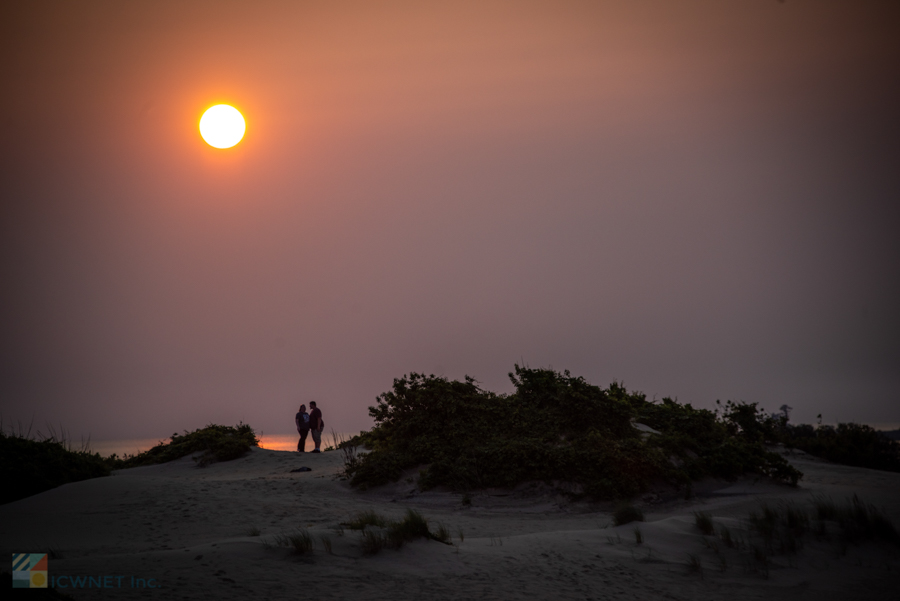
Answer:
[
  {"xmin": 295, "ymin": 404, "xmax": 310, "ymax": 452},
  {"xmin": 309, "ymin": 401, "xmax": 323, "ymax": 453}
]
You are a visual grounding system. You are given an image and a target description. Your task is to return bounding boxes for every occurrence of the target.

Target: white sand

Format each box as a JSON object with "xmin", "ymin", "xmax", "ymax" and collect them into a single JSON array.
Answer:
[{"xmin": 2, "ymin": 447, "xmax": 898, "ymax": 600}]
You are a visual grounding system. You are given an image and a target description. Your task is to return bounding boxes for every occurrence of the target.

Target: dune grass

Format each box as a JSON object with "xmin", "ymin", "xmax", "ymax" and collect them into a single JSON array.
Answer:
[
  {"xmin": 343, "ymin": 509, "xmax": 453, "ymax": 555},
  {"xmin": 812, "ymin": 495, "xmax": 899, "ymax": 545},
  {"xmin": 0, "ymin": 423, "xmax": 111, "ymax": 505},
  {"xmin": 694, "ymin": 512, "xmax": 714, "ymax": 536},
  {"xmin": 345, "ymin": 510, "xmax": 388, "ymax": 530},
  {"xmin": 272, "ymin": 528, "xmax": 314, "ymax": 555}
]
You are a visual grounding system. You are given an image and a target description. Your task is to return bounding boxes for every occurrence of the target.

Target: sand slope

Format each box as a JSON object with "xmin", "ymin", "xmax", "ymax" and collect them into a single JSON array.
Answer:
[{"xmin": 2, "ymin": 447, "xmax": 898, "ymax": 600}]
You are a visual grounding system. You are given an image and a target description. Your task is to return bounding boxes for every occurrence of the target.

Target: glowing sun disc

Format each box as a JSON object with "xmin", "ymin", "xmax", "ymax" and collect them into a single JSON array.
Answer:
[{"xmin": 199, "ymin": 105, "xmax": 245, "ymax": 148}]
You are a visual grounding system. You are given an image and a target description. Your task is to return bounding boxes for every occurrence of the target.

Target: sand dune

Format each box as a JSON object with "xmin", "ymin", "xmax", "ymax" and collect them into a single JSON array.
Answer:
[{"xmin": 2, "ymin": 447, "xmax": 898, "ymax": 600}]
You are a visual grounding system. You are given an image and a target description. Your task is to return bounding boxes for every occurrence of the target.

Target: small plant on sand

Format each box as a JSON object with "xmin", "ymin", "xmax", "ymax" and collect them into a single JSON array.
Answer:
[
  {"xmin": 687, "ymin": 554, "xmax": 703, "ymax": 578},
  {"xmin": 719, "ymin": 525, "xmax": 735, "ymax": 548},
  {"xmin": 273, "ymin": 528, "xmax": 314, "ymax": 555},
  {"xmin": 246, "ymin": 526, "xmax": 261, "ymax": 537},
  {"xmin": 633, "ymin": 526, "xmax": 643, "ymax": 545},
  {"xmin": 751, "ymin": 546, "xmax": 769, "ymax": 578},
  {"xmin": 386, "ymin": 509, "xmax": 431, "ymax": 547},
  {"xmin": 320, "ymin": 535, "xmax": 333, "ymax": 554},
  {"xmin": 717, "ymin": 554, "xmax": 728, "ymax": 573},
  {"xmin": 694, "ymin": 511, "xmax": 714, "ymax": 535},
  {"xmin": 360, "ymin": 529, "xmax": 385, "ymax": 555},
  {"xmin": 345, "ymin": 510, "xmax": 388, "ymax": 530},
  {"xmin": 433, "ymin": 523, "xmax": 452, "ymax": 544},
  {"xmin": 347, "ymin": 509, "xmax": 454, "ymax": 555},
  {"xmin": 288, "ymin": 529, "xmax": 314, "ymax": 554},
  {"xmin": 613, "ymin": 503, "xmax": 644, "ymax": 526},
  {"xmin": 332, "ymin": 429, "xmax": 363, "ymax": 473}
]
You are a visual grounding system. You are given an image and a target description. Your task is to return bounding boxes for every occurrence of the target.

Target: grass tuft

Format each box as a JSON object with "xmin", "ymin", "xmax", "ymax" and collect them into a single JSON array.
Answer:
[
  {"xmin": 345, "ymin": 510, "xmax": 388, "ymax": 530},
  {"xmin": 719, "ymin": 525, "xmax": 735, "ymax": 548},
  {"xmin": 433, "ymin": 523, "xmax": 452, "ymax": 544},
  {"xmin": 687, "ymin": 553, "xmax": 703, "ymax": 578},
  {"xmin": 694, "ymin": 511, "xmax": 714, "ymax": 535},
  {"xmin": 360, "ymin": 529, "xmax": 386, "ymax": 555},
  {"xmin": 346, "ymin": 509, "xmax": 454, "ymax": 554},
  {"xmin": 273, "ymin": 528, "xmax": 314, "ymax": 555}
]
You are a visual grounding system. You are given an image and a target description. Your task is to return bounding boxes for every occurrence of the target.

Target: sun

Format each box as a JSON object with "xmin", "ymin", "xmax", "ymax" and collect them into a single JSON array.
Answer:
[{"xmin": 199, "ymin": 105, "xmax": 246, "ymax": 149}]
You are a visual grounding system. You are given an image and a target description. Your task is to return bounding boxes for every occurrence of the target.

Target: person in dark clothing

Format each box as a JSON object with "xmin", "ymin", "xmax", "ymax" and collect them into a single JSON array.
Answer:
[
  {"xmin": 308, "ymin": 401, "xmax": 323, "ymax": 453},
  {"xmin": 295, "ymin": 404, "xmax": 310, "ymax": 452}
]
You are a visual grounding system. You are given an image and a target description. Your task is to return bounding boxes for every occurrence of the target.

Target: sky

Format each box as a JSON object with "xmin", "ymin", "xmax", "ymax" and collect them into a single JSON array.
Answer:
[{"xmin": 1, "ymin": 0, "xmax": 899, "ymax": 442}]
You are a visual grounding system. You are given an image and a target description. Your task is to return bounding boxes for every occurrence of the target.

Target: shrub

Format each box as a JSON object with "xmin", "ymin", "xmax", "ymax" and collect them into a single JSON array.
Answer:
[
  {"xmin": 344, "ymin": 366, "xmax": 802, "ymax": 498},
  {"xmin": 781, "ymin": 423, "xmax": 900, "ymax": 473},
  {"xmin": 112, "ymin": 423, "xmax": 258, "ymax": 468}
]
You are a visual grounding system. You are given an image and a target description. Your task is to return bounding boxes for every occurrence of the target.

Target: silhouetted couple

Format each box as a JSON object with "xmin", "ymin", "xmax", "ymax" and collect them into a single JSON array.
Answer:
[{"xmin": 295, "ymin": 402, "xmax": 324, "ymax": 453}]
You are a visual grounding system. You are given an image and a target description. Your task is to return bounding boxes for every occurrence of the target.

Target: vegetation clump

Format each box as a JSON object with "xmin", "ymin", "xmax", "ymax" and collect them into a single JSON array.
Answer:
[
  {"xmin": 719, "ymin": 402, "xmax": 900, "ymax": 473},
  {"xmin": 111, "ymin": 423, "xmax": 259, "ymax": 468},
  {"xmin": 1, "ymin": 421, "xmax": 258, "ymax": 504},
  {"xmin": 813, "ymin": 495, "xmax": 899, "ymax": 546},
  {"xmin": 273, "ymin": 528, "xmax": 314, "ymax": 555},
  {"xmin": 342, "ymin": 509, "xmax": 451, "ymax": 554},
  {"xmin": 0, "ymin": 428, "xmax": 111, "ymax": 505},
  {"xmin": 694, "ymin": 511, "xmax": 714, "ymax": 535},
  {"xmin": 343, "ymin": 366, "xmax": 801, "ymax": 499}
]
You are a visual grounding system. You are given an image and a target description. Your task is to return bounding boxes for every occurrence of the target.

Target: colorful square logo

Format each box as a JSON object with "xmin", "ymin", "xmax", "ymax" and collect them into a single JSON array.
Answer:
[{"xmin": 12, "ymin": 553, "xmax": 47, "ymax": 588}]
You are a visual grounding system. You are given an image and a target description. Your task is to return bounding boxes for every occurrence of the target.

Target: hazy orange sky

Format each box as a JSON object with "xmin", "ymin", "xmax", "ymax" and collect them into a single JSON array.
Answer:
[{"xmin": 2, "ymin": 1, "xmax": 899, "ymax": 440}]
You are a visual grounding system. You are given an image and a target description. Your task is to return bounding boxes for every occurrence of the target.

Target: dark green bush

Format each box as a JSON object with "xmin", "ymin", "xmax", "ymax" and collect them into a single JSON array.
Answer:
[
  {"xmin": 781, "ymin": 423, "xmax": 900, "ymax": 472},
  {"xmin": 111, "ymin": 423, "xmax": 259, "ymax": 468},
  {"xmin": 344, "ymin": 366, "xmax": 802, "ymax": 499}
]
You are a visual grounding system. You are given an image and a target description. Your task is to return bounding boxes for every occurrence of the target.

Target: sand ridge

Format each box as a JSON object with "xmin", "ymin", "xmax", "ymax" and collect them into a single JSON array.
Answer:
[{"xmin": 2, "ymin": 447, "xmax": 899, "ymax": 600}]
